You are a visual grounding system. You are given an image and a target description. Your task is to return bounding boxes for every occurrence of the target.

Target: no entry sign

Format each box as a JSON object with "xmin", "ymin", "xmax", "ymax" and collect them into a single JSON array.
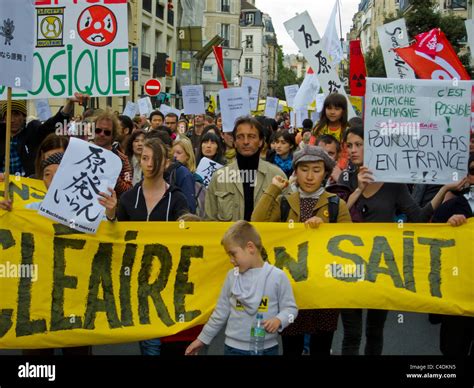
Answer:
[{"xmin": 144, "ymin": 79, "xmax": 162, "ymax": 96}]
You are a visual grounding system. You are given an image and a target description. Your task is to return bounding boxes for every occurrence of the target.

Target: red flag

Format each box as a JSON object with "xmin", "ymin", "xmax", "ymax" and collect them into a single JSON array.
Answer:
[
  {"xmin": 349, "ymin": 40, "xmax": 367, "ymax": 96},
  {"xmin": 212, "ymin": 45, "xmax": 228, "ymax": 88},
  {"xmin": 394, "ymin": 29, "xmax": 470, "ymax": 80}
]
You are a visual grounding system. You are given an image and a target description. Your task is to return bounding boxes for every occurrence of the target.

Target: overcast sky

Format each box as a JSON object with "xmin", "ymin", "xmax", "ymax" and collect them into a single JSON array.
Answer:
[{"xmin": 255, "ymin": 0, "xmax": 360, "ymax": 55}]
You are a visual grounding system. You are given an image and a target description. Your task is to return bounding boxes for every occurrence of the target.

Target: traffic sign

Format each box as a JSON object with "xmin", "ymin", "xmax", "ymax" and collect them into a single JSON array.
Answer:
[{"xmin": 144, "ymin": 78, "xmax": 162, "ymax": 96}]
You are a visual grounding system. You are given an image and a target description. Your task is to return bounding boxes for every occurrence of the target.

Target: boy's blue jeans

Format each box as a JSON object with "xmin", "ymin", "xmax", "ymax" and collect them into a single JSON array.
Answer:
[
  {"xmin": 224, "ymin": 344, "xmax": 279, "ymax": 356},
  {"xmin": 139, "ymin": 338, "xmax": 161, "ymax": 355}
]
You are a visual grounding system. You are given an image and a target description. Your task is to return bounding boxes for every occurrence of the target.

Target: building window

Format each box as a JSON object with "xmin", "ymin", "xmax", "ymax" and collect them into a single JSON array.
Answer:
[
  {"xmin": 156, "ymin": 1, "xmax": 164, "ymax": 19},
  {"xmin": 221, "ymin": 24, "xmax": 230, "ymax": 47},
  {"xmin": 204, "ymin": 65, "xmax": 213, "ymax": 72},
  {"xmin": 218, "ymin": 59, "xmax": 232, "ymax": 82},
  {"xmin": 244, "ymin": 58, "xmax": 253, "ymax": 73},
  {"xmin": 143, "ymin": 0, "xmax": 152, "ymax": 13},
  {"xmin": 221, "ymin": 0, "xmax": 230, "ymax": 12},
  {"xmin": 245, "ymin": 13, "xmax": 254, "ymax": 25},
  {"xmin": 245, "ymin": 35, "xmax": 253, "ymax": 49}
]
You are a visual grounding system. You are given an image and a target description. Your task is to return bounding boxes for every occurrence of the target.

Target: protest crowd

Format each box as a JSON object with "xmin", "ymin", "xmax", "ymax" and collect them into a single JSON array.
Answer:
[{"xmin": 0, "ymin": 89, "xmax": 473, "ymax": 357}]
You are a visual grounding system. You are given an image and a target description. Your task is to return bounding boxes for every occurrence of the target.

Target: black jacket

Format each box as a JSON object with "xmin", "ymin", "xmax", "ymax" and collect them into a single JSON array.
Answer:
[
  {"xmin": 117, "ymin": 182, "xmax": 189, "ymax": 221},
  {"xmin": 0, "ymin": 109, "xmax": 70, "ymax": 176},
  {"xmin": 432, "ymin": 195, "xmax": 473, "ymax": 223}
]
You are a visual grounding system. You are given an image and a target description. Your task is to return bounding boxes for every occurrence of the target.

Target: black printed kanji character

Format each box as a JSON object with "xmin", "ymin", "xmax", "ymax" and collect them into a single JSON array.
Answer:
[
  {"xmin": 75, "ymin": 202, "xmax": 101, "ymax": 223},
  {"xmin": 66, "ymin": 194, "xmax": 82, "ymax": 212},
  {"xmin": 75, "ymin": 146, "xmax": 106, "ymax": 174},
  {"xmin": 64, "ymin": 172, "xmax": 101, "ymax": 201},
  {"xmin": 315, "ymin": 50, "xmax": 331, "ymax": 74},
  {"xmin": 328, "ymin": 80, "xmax": 341, "ymax": 93},
  {"xmin": 298, "ymin": 24, "xmax": 319, "ymax": 49}
]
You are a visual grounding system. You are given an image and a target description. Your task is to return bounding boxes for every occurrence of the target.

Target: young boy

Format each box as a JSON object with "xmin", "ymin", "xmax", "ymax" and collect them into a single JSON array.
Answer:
[{"xmin": 185, "ymin": 220, "xmax": 298, "ymax": 356}]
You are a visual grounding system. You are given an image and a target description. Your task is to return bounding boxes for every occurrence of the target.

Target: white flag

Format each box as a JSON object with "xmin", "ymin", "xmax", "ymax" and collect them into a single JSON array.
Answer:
[
  {"xmin": 293, "ymin": 68, "xmax": 320, "ymax": 109},
  {"xmin": 322, "ymin": 1, "xmax": 343, "ymax": 65}
]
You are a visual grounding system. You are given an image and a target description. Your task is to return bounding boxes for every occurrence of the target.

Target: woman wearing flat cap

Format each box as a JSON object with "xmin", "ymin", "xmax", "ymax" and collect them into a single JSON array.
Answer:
[{"xmin": 252, "ymin": 144, "xmax": 351, "ymax": 356}]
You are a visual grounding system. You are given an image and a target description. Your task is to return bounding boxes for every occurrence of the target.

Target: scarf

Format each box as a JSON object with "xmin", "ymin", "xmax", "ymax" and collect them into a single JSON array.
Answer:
[
  {"xmin": 274, "ymin": 153, "xmax": 293, "ymax": 176},
  {"xmin": 298, "ymin": 186, "xmax": 325, "ymax": 200}
]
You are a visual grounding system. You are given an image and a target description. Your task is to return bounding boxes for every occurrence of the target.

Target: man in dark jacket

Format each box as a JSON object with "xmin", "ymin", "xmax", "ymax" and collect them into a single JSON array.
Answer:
[{"xmin": 0, "ymin": 94, "xmax": 87, "ymax": 177}]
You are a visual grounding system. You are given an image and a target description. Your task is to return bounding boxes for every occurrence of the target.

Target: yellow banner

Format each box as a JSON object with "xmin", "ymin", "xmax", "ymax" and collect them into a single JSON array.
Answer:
[{"xmin": 0, "ymin": 179, "xmax": 473, "ymax": 349}]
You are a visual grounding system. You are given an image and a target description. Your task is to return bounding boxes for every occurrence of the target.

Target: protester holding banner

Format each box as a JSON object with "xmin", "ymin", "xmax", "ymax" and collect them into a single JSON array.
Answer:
[
  {"xmin": 92, "ymin": 110, "xmax": 133, "ymax": 198},
  {"xmin": 266, "ymin": 130, "xmax": 297, "ymax": 178},
  {"xmin": 32, "ymin": 134, "xmax": 70, "ymax": 179},
  {"xmin": 431, "ymin": 152, "xmax": 474, "ymax": 356},
  {"xmin": 185, "ymin": 220, "xmax": 298, "ymax": 356},
  {"xmin": 339, "ymin": 124, "xmax": 467, "ymax": 356},
  {"xmin": 125, "ymin": 130, "xmax": 146, "ymax": 186},
  {"xmin": 106, "ymin": 137, "xmax": 189, "ymax": 355},
  {"xmin": 311, "ymin": 93, "xmax": 348, "ymax": 143},
  {"xmin": 252, "ymin": 145, "xmax": 351, "ymax": 355},
  {"xmin": 205, "ymin": 116, "xmax": 287, "ymax": 221},
  {"xmin": 0, "ymin": 93, "xmax": 87, "ymax": 178}
]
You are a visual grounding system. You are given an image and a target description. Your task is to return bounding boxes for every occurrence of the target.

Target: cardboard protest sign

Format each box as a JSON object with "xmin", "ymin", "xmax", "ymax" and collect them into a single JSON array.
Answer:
[
  {"xmin": 38, "ymin": 138, "xmax": 122, "ymax": 234},
  {"xmin": 138, "ymin": 97, "xmax": 153, "ymax": 116},
  {"xmin": 219, "ymin": 87, "xmax": 251, "ymax": 133},
  {"xmin": 264, "ymin": 96, "xmax": 279, "ymax": 119},
  {"xmin": 122, "ymin": 101, "xmax": 137, "ymax": 119},
  {"xmin": 0, "ymin": 0, "xmax": 129, "ymax": 99},
  {"xmin": 34, "ymin": 99, "xmax": 53, "ymax": 122},
  {"xmin": 0, "ymin": 0, "xmax": 35, "ymax": 90},
  {"xmin": 241, "ymin": 76, "xmax": 260, "ymax": 111},
  {"xmin": 377, "ymin": 19, "xmax": 416, "ymax": 80},
  {"xmin": 196, "ymin": 157, "xmax": 223, "ymax": 188},
  {"xmin": 182, "ymin": 85, "xmax": 205, "ymax": 115},
  {"xmin": 284, "ymin": 11, "xmax": 356, "ymax": 118},
  {"xmin": 284, "ymin": 84, "xmax": 299, "ymax": 108},
  {"xmin": 364, "ymin": 78, "xmax": 471, "ymax": 184}
]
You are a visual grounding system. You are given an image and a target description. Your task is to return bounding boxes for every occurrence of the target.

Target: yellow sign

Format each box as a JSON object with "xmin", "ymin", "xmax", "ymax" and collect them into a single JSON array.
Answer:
[
  {"xmin": 0, "ymin": 178, "xmax": 473, "ymax": 349},
  {"xmin": 181, "ymin": 62, "xmax": 191, "ymax": 70}
]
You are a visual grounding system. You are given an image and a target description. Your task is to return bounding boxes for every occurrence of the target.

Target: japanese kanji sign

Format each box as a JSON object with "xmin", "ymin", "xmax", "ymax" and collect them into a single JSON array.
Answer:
[
  {"xmin": 284, "ymin": 11, "xmax": 356, "ymax": 118},
  {"xmin": 0, "ymin": 0, "xmax": 35, "ymax": 90},
  {"xmin": 196, "ymin": 157, "xmax": 223, "ymax": 188},
  {"xmin": 38, "ymin": 138, "xmax": 121, "ymax": 234},
  {"xmin": 0, "ymin": 0, "xmax": 129, "ymax": 99}
]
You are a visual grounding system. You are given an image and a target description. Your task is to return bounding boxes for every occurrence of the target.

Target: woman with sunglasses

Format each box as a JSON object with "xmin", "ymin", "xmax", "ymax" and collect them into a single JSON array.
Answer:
[
  {"xmin": 339, "ymin": 124, "xmax": 467, "ymax": 356},
  {"xmin": 431, "ymin": 152, "xmax": 474, "ymax": 356}
]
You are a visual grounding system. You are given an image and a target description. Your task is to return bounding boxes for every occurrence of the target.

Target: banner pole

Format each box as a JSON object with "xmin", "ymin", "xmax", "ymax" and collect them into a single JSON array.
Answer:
[{"xmin": 3, "ymin": 87, "xmax": 12, "ymax": 201}]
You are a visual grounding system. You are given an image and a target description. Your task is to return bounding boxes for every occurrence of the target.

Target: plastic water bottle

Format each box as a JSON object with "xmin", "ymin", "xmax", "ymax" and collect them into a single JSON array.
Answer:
[{"xmin": 250, "ymin": 313, "xmax": 265, "ymax": 355}]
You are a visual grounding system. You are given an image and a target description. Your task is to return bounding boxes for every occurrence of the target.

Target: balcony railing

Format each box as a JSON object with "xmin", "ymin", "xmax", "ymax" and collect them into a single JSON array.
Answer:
[{"xmin": 221, "ymin": 4, "xmax": 230, "ymax": 12}]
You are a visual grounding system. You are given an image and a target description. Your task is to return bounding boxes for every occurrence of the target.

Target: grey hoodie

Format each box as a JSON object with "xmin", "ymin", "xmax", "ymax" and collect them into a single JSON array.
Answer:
[{"xmin": 198, "ymin": 262, "xmax": 298, "ymax": 351}]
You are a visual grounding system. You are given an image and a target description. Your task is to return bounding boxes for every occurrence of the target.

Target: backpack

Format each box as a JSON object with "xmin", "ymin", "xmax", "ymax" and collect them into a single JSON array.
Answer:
[
  {"xmin": 280, "ymin": 194, "xmax": 340, "ymax": 223},
  {"xmin": 166, "ymin": 161, "xmax": 207, "ymax": 218},
  {"xmin": 326, "ymin": 183, "xmax": 364, "ymax": 223}
]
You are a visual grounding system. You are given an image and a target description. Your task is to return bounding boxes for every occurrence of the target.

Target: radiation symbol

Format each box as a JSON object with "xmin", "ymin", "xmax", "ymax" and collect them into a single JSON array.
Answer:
[
  {"xmin": 40, "ymin": 16, "xmax": 62, "ymax": 39},
  {"xmin": 77, "ymin": 5, "xmax": 117, "ymax": 47}
]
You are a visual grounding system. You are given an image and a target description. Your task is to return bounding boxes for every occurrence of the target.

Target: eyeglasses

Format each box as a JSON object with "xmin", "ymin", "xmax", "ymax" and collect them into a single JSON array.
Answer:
[{"xmin": 95, "ymin": 127, "xmax": 112, "ymax": 136}]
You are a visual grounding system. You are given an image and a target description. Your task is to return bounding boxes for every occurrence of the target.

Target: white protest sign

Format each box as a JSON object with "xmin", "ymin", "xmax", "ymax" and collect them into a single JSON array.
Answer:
[
  {"xmin": 196, "ymin": 157, "xmax": 224, "ymax": 188},
  {"xmin": 34, "ymin": 99, "xmax": 52, "ymax": 122},
  {"xmin": 465, "ymin": 19, "xmax": 474, "ymax": 60},
  {"xmin": 38, "ymin": 138, "xmax": 122, "ymax": 234},
  {"xmin": 364, "ymin": 78, "xmax": 471, "ymax": 184},
  {"xmin": 264, "ymin": 97, "xmax": 279, "ymax": 118},
  {"xmin": 219, "ymin": 87, "xmax": 251, "ymax": 133},
  {"xmin": 241, "ymin": 76, "xmax": 261, "ymax": 111},
  {"xmin": 290, "ymin": 111, "xmax": 296, "ymax": 128},
  {"xmin": 377, "ymin": 19, "xmax": 416, "ymax": 79},
  {"xmin": 316, "ymin": 93, "xmax": 326, "ymax": 113},
  {"xmin": 122, "ymin": 101, "xmax": 137, "ymax": 119},
  {"xmin": 295, "ymin": 108, "xmax": 308, "ymax": 128},
  {"xmin": 284, "ymin": 84, "xmax": 299, "ymax": 108},
  {"xmin": 284, "ymin": 11, "xmax": 356, "ymax": 118},
  {"xmin": 0, "ymin": 0, "xmax": 35, "ymax": 90},
  {"xmin": 160, "ymin": 104, "xmax": 181, "ymax": 118},
  {"xmin": 0, "ymin": 0, "xmax": 129, "ymax": 99},
  {"xmin": 138, "ymin": 97, "xmax": 153, "ymax": 116},
  {"xmin": 182, "ymin": 85, "xmax": 205, "ymax": 115}
]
